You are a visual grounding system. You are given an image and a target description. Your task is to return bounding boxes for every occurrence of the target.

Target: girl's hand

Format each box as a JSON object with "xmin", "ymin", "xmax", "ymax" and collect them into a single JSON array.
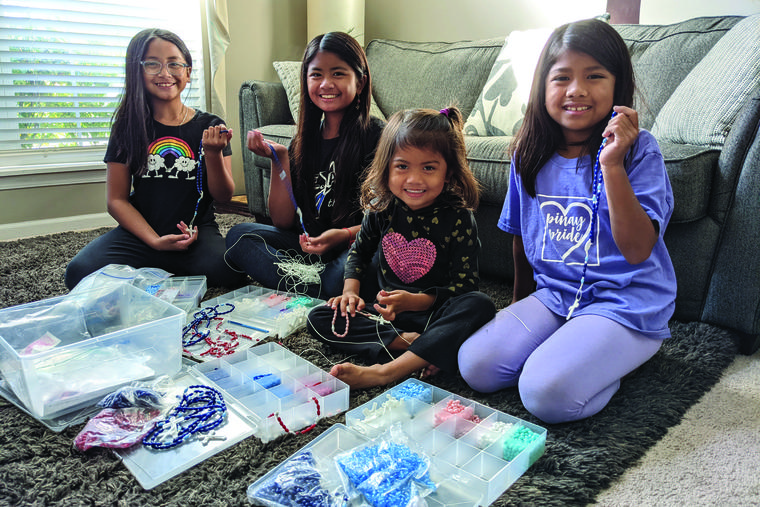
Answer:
[
  {"xmin": 374, "ymin": 290, "xmax": 436, "ymax": 321},
  {"xmin": 202, "ymin": 124, "xmax": 232, "ymax": 154},
  {"xmin": 299, "ymin": 229, "xmax": 345, "ymax": 255},
  {"xmin": 329, "ymin": 291, "xmax": 365, "ymax": 317},
  {"xmin": 599, "ymin": 106, "xmax": 639, "ymax": 167},
  {"xmin": 246, "ymin": 130, "xmax": 286, "ymax": 159},
  {"xmin": 373, "ymin": 290, "xmax": 410, "ymax": 321},
  {"xmin": 150, "ymin": 222, "xmax": 198, "ymax": 251}
]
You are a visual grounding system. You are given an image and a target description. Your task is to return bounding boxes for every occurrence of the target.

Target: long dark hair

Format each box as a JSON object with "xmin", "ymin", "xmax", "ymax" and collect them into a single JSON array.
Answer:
[
  {"xmin": 290, "ymin": 32, "xmax": 374, "ymax": 228},
  {"xmin": 362, "ymin": 107, "xmax": 480, "ymax": 212},
  {"xmin": 110, "ymin": 28, "xmax": 192, "ymax": 176},
  {"xmin": 512, "ymin": 19, "xmax": 634, "ymax": 196}
]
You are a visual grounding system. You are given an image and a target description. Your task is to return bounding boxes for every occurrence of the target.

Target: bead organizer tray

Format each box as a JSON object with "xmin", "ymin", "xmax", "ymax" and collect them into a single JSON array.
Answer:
[
  {"xmin": 183, "ymin": 286, "xmax": 324, "ymax": 361},
  {"xmin": 146, "ymin": 275, "xmax": 207, "ymax": 314},
  {"xmin": 117, "ymin": 342, "xmax": 350, "ymax": 489},
  {"xmin": 192, "ymin": 342, "xmax": 349, "ymax": 443},
  {"xmin": 248, "ymin": 379, "xmax": 546, "ymax": 506}
]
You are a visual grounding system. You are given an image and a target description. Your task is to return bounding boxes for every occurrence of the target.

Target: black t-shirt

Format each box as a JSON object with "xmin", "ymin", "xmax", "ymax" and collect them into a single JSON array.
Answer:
[
  {"xmin": 104, "ymin": 110, "xmax": 232, "ymax": 236},
  {"xmin": 294, "ymin": 116, "xmax": 385, "ymax": 236}
]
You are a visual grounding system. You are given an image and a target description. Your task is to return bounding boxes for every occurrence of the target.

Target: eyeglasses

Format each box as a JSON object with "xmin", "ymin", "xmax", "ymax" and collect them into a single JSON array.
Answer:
[{"xmin": 140, "ymin": 60, "xmax": 190, "ymax": 76}]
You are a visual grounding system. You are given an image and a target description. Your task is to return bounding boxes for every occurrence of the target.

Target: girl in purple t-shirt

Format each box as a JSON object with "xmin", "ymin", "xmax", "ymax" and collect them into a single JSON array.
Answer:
[{"xmin": 458, "ymin": 19, "xmax": 676, "ymax": 424}]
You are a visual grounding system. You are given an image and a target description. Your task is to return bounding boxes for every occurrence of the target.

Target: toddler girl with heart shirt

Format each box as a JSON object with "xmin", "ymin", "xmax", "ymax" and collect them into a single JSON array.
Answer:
[{"xmin": 306, "ymin": 107, "xmax": 496, "ymax": 389}]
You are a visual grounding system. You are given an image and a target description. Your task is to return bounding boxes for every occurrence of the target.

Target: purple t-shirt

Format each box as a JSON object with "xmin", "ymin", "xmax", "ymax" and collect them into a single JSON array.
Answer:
[{"xmin": 500, "ymin": 129, "xmax": 676, "ymax": 339}]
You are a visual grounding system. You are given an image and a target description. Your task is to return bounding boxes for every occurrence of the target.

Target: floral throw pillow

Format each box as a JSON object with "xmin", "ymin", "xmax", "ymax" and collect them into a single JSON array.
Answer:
[{"xmin": 464, "ymin": 28, "xmax": 552, "ymax": 137}]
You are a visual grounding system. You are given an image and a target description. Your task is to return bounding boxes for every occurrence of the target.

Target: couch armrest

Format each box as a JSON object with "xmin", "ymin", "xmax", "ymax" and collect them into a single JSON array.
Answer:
[
  {"xmin": 702, "ymin": 91, "xmax": 760, "ymax": 353},
  {"xmin": 238, "ymin": 80, "xmax": 292, "ymax": 216}
]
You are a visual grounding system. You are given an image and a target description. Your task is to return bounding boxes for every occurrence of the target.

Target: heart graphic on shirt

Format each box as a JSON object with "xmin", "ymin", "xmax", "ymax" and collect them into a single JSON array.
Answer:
[
  {"xmin": 382, "ymin": 232, "xmax": 437, "ymax": 284},
  {"xmin": 540, "ymin": 200, "xmax": 593, "ymax": 262}
]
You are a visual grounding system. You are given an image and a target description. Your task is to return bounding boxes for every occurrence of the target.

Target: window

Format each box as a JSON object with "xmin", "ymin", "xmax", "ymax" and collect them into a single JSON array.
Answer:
[{"xmin": 0, "ymin": 0, "xmax": 204, "ymax": 158}]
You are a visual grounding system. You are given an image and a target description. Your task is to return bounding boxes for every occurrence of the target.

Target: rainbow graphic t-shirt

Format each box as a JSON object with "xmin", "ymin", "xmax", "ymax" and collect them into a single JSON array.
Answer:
[
  {"xmin": 103, "ymin": 111, "xmax": 230, "ymax": 235},
  {"xmin": 144, "ymin": 136, "xmax": 197, "ymax": 179}
]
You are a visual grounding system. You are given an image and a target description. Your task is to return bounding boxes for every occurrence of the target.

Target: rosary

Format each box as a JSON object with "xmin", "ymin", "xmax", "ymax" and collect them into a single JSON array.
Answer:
[
  {"xmin": 142, "ymin": 385, "xmax": 227, "ymax": 449},
  {"xmin": 268, "ymin": 143, "xmax": 307, "ymax": 235},
  {"xmin": 566, "ymin": 111, "xmax": 617, "ymax": 319},
  {"xmin": 186, "ymin": 129, "xmax": 230, "ymax": 235}
]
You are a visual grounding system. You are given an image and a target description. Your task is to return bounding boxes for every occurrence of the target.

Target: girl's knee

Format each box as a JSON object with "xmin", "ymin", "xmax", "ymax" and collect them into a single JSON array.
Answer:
[
  {"xmin": 518, "ymin": 371, "xmax": 584, "ymax": 424},
  {"xmin": 458, "ymin": 339, "xmax": 516, "ymax": 393}
]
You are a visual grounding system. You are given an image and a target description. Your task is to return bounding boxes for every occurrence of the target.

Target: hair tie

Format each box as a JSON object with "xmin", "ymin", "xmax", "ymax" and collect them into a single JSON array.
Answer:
[{"xmin": 439, "ymin": 108, "xmax": 450, "ymax": 117}]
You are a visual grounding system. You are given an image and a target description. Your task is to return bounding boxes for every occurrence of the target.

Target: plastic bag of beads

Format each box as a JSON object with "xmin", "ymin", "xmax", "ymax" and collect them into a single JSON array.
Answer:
[
  {"xmin": 246, "ymin": 450, "xmax": 347, "ymax": 507},
  {"xmin": 333, "ymin": 424, "xmax": 437, "ymax": 507},
  {"xmin": 96, "ymin": 378, "xmax": 171, "ymax": 410},
  {"xmin": 73, "ymin": 407, "xmax": 164, "ymax": 451},
  {"xmin": 70, "ymin": 264, "xmax": 172, "ymax": 295}
]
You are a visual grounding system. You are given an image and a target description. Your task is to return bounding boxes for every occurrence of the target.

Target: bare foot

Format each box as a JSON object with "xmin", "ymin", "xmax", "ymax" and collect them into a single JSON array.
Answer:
[
  {"xmin": 420, "ymin": 364, "xmax": 440, "ymax": 379},
  {"xmin": 329, "ymin": 362, "xmax": 393, "ymax": 389}
]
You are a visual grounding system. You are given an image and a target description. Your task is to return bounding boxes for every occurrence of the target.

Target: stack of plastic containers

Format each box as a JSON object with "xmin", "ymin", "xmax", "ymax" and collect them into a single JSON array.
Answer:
[{"xmin": 0, "ymin": 284, "xmax": 184, "ymax": 425}]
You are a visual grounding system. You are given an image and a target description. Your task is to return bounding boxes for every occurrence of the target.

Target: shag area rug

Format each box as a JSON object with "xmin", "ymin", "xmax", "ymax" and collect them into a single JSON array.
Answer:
[{"xmin": 0, "ymin": 216, "xmax": 739, "ymax": 506}]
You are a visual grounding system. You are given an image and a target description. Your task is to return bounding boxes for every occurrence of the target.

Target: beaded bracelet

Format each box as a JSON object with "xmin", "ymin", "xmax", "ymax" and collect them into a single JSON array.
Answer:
[{"xmin": 268, "ymin": 396, "xmax": 321, "ymax": 435}]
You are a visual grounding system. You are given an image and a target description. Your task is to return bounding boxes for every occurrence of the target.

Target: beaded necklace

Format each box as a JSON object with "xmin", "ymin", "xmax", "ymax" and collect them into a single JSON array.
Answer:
[
  {"xmin": 142, "ymin": 384, "xmax": 227, "ymax": 449},
  {"xmin": 267, "ymin": 142, "xmax": 307, "ymax": 235},
  {"xmin": 566, "ymin": 111, "xmax": 617, "ymax": 319},
  {"xmin": 185, "ymin": 137, "xmax": 206, "ymax": 234}
]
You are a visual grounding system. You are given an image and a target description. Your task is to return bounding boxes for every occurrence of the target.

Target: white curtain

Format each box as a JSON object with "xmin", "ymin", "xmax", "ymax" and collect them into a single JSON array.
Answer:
[{"xmin": 204, "ymin": 0, "xmax": 231, "ymax": 117}]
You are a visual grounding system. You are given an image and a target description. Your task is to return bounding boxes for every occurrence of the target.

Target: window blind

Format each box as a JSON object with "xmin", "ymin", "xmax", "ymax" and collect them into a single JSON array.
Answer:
[{"xmin": 0, "ymin": 0, "xmax": 205, "ymax": 153}]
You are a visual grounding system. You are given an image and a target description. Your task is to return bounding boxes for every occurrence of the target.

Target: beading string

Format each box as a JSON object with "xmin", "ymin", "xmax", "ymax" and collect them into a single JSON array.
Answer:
[
  {"xmin": 223, "ymin": 232, "xmax": 325, "ymax": 297},
  {"xmin": 268, "ymin": 143, "xmax": 307, "ymax": 236},
  {"xmin": 567, "ymin": 111, "xmax": 617, "ymax": 319},
  {"xmin": 142, "ymin": 385, "xmax": 227, "ymax": 449}
]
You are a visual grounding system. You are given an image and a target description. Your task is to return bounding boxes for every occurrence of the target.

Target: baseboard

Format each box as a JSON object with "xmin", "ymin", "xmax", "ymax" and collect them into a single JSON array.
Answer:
[{"xmin": 0, "ymin": 213, "xmax": 117, "ymax": 241}]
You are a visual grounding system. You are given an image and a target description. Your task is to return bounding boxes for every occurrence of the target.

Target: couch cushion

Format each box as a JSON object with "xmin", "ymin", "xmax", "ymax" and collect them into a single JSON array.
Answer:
[
  {"xmin": 272, "ymin": 61, "xmax": 385, "ymax": 121},
  {"xmin": 652, "ymin": 14, "xmax": 759, "ymax": 147},
  {"xmin": 464, "ymin": 136, "xmax": 512, "ymax": 206},
  {"xmin": 660, "ymin": 142, "xmax": 719, "ymax": 224},
  {"xmin": 464, "ymin": 29, "xmax": 552, "ymax": 137},
  {"xmin": 366, "ymin": 38, "xmax": 503, "ymax": 119},
  {"xmin": 614, "ymin": 16, "xmax": 742, "ymax": 131}
]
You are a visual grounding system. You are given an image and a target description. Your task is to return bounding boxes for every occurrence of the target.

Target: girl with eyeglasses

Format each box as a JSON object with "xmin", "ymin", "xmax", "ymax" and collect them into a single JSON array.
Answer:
[{"xmin": 65, "ymin": 28, "xmax": 246, "ymax": 289}]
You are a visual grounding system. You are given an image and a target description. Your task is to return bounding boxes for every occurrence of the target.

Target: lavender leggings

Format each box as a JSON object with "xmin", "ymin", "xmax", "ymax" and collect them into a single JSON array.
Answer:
[{"xmin": 457, "ymin": 295, "xmax": 662, "ymax": 424}]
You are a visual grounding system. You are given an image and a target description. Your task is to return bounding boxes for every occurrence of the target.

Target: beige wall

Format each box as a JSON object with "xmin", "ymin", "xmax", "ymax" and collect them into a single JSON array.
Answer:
[{"xmin": 1, "ymin": 0, "xmax": 758, "ymax": 234}]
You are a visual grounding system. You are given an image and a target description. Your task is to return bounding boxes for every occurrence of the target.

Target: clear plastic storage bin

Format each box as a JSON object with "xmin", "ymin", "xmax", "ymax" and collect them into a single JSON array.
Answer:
[{"xmin": 0, "ymin": 284, "xmax": 184, "ymax": 420}]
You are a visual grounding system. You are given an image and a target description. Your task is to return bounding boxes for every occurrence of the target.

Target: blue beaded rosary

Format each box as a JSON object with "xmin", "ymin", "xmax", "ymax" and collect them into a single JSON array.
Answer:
[
  {"xmin": 142, "ymin": 384, "xmax": 227, "ymax": 449},
  {"xmin": 566, "ymin": 111, "xmax": 617, "ymax": 320},
  {"xmin": 182, "ymin": 303, "xmax": 235, "ymax": 347},
  {"xmin": 268, "ymin": 142, "xmax": 307, "ymax": 235},
  {"xmin": 185, "ymin": 137, "xmax": 208, "ymax": 235}
]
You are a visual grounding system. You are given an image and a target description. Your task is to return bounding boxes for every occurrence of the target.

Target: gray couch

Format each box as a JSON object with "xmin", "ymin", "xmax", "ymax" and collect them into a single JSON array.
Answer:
[{"xmin": 238, "ymin": 16, "xmax": 760, "ymax": 354}]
